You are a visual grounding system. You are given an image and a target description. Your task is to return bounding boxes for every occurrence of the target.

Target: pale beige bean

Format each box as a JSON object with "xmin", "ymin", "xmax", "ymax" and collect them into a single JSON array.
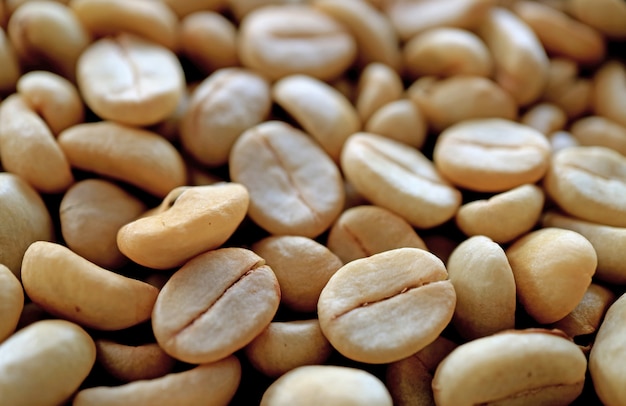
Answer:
[
  {"xmin": 261, "ymin": 365, "xmax": 393, "ymax": 406},
  {"xmin": 152, "ymin": 248, "xmax": 280, "ymax": 364},
  {"xmin": 593, "ymin": 60, "xmax": 626, "ymax": 128},
  {"xmin": 434, "ymin": 118, "xmax": 551, "ymax": 192},
  {"xmin": 386, "ymin": 337, "xmax": 458, "ymax": 406},
  {"xmin": 60, "ymin": 179, "xmax": 147, "ymax": 269},
  {"xmin": 0, "ymin": 94, "xmax": 73, "ymax": 193},
  {"xmin": 326, "ymin": 205, "xmax": 427, "ymax": 264},
  {"xmin": 542, "ymin": 211, "xmax": 626, "ymax": 284},
  {"xmin": 230, "ymin": 121, "xmax": 345, "ymax": 238},
  {"xmin": 570, "ymin": 116, "xmax": 626, "ymax": 156},
  {"xmin": 118, "ymin": 183, "xmax": 249, "ymax": 270},
  {"xmin": 341, "ymin": 132, "xmax": 461, "ymax": 229},
  {"xmin": 506, "ymin": 228, "xmax": 597, "ymax": 324},
  {"xmin": 76, "ymin": 34, "xmax": 185, "ymax": 126},
  {"xmin": 549, "ymin": 130, "xmax": 580, "ymax": 153},
  {"xmin": 7, "ymin": 1, "xmax": 90, "ymax": 80},
  {"xmin": 544, "ymin": 146, "xmax": 626, "ymax": 227},
  {"xmin": 313, "ymin": 0, "xmax": 401, "ymax": 70},
  {"xmin": 180, "ymin": 67, "xmax": 271, "ymax": 167},
  {"xmin": 478, "ymin": 7, "xmax": 549, "ymax": 106},
  {"xmin": 0, "ymin": 27, "xmax": 20, "ymax": 93},
  {"xmin": 22, "ymin": 241, "xmax": 159, "ymax": 330},
  {"xmin": 273, "ymin": 74, "xmax": 360, "ymax": 161},
  {"xmin": 567, "ymin": 0, "xmax": 626, "ymax": 39},
  {"xmin": 520, "ymin": 102, "xmax": 567, "ymax": 136},
  {"xmin": 403, "ymin": 27, "xmax": 492, "ymax": 79},
  {"xmin": 0, "ymin": 319, "xmax": 95, "ymax": 406},
  {"xmin": 16, "ymin": 70, "xmax": 84, "ymax": 135},
  {"xmin": 409, "ymin": 76, "xmax": 518, "ymax": 133},
  {"xmin": 318, "ymin": 248, "xmax": 456, "ymax": 364},
  {"xmin": 365, "ymin": 99, "xmax": 427, "ymax": 149},
  {"xmin": 589, "ymin": 292, "xmax": 626, "ymax": 405},
  {"xmin": 384, "ymin": 0, "xmax": 495, "ymax": 41},
  {"xmin": 6, "ymin": 0, "xmax": 71, "ymax": 14},
  {"xmin": 238, "ymin": 5, "xmax": 357, "ymax": 81},
  {"xmin": 0, "ymin": 173, "xmax": 53, "ymax": 278},
  {"xmin": 95, "ymin": 340, "xmax": 176, "ymax": 382},
  {"xmin": 542, "ymin": 57, "xmax": 592, "ymax": 119},
  {"xmin": 162, "ymin": 0, "xmax": 226, "ymax": 18},
  {"xmin": 180, "ymin": 11, "xmax": 239, "ymax": 74},
  {"xmin": 244, "ymin": 320, "xmax": 333, "ymax": 378},
  {"xmin": 58, "ymin": 121, "xmax": 187, "ymax": 198},
  {"xmin": 228, "ymin": 0, "xmax": 310, "ymax": 21},
  {"xmin": 252, "ymin": 235, "xmax": 342, "ymax": 313},
  {"xmin": 433, "ymin": 330, "xmax": 587, "ymax": 406},
  {"xmin": 73, "ymin": 355, "xmax": 241, "ymax": 406},
  {"xmin": 0, "ymin": 264, "xmax": 23, "ymax": 342},
  {"xmin": 355, "ymin": 62, "xmax": 403, "ymax": 122},
  {"xmin": 456, "ymin": 184, "xmax": 545, "ymax": 243},
  {"xmin": 447, "ymin": 236, "xmax": 516, "ymax": 340},
  {"xmin": 513, "ymin": 1, "xmax": 606, "ymax": 65},
  {"xmin": 70, "ymin": 0, "xmax": 179, "ymax": 50}
]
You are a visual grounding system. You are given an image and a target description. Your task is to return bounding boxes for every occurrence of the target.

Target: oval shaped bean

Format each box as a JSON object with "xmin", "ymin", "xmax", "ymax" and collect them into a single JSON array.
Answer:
[
  {"xmin": 230, "ymin": 121, "xmax": 345, "ymax": 238},
  {"xmin": 355, "ymin": 62, "xmax": 403, "ymax": 122},
  {"xmin": 592, "ymin": 60, "xmax": 626, "ymax": 128},
  {"xmin": 567, "ymin": 0, "xmax": 626, "ymax": 39},
  {"xmin": 541, "ymin": 57, "xmax": 592, "ymax": 119},
  {"xmin": 163, "ymin": 0, "xmax": 225, "ymax": 18},
  {"xmin": 118, "ymin": 183, "xmax": 249, "ymax": 270},
  {"xmin": 318, "ymin": 247, "xmax": 456, "ymax": 364},
  {"xmin": 0, "ymin": 319, "xmax": 96, "ymax": 406},
  {"xmin": 76, "ymin": 34, "xmax": 185, "ymax": 126},
  {"xmin": 22, "ymin": 241, "xmax": 159, "ymax": 330},
  {"xmin": 520, "ymin": 102, "xmax": 567, "ymax": 136},
  {"xmin": 152, "ymin": 248, "xmax": 280, "ymax": 364},
  {"xmin": 365, "ymin": 99, "xmax": 427, "ymax": 149},
  {"xmin": 95, "ymin": 340, "xmax": 176, "ymax": 382},
  {"xmin": 570, "ymin": 116, "xmax": 626, "ymax": 156},
  {"xmin": 58, "ymin": 121, "xmax": 186, "ymax": 198},
  {"xmin": 0, "ymin": 264, "xmax": 23, "ymax": 343}
]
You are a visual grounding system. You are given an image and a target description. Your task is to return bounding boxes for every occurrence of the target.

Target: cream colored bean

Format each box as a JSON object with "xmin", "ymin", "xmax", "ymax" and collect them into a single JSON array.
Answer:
[
  {"xmin": 0, "ymin": 173, "xmax": 53, "ymax": 278},
  {"xmin": 447, "ymin": 236, "xmax": 516, "ymax": 340},
  {"xmin": 341, "ymin": 132, "xmax": 461, "ymax": 228},
  {"xmin": 152, "ymin": 248, "xmax": 280, "ymax": 364},
  {"xmin": 386, "ymin": 337, "xmax": 458, "ymax": 406},
  {"xmin": 60, "ymin": 179, "xmax": 147, "ymax": 269},
  {"xmin": 355, "ymin": 62, "xmax": 403, "ymax": 122},
  {"xmin": 244, "ymin": 320, "xmax": 333, "ymax": 378},
  {"xmin": 180, "ymin": 11, "xmax": 239, "ymax": 74},
  {"xmin": 365, "ymin": 99, "xmax": 427, "ymax": 149},
  {"xmin": 0, "ymin": 264, "xmax": 23, "ymax": 343},
  {"xmin": 95, "ymin": 340, "xmax": 176, "ymax": 382},
  {"xmin": 252, "ymin": 235, "xmax": 342, "ymax": 313},
  {"xmin": 118, "ymin": 183, "xmax": 249, "ymax": 270},
  {"xmin": 313, "ymin": 0, "xmax": 401, "ymax": 70},
  {"xmin": 22, "ymin": 241, "xmax": 159, "ymax": 330},
  {"xmin": 542, "ymin": 211, "xmax": 626, "ymax": 284},
  {"xmin": 0, "ymin": 27, "xmax": 20, "ymax": 93},
  {"xmin": 409, "ymin": 75, "xmax": 518, "ymax": 132},
  {"xmin": 570, "ymin": 116, "xmax": 626, "ymax": 156},
  {"xmin": 549, "ymin": 130, "xmax": 580, "ymax": 153},
  {"xmin": 7, "ymin": 1, "xmax": 90, "ymax": 80},
  {"xmin": 58, "ymin": 121, "xmax": 186, "ymax": 198},
  {"xmin": 520, "ymin": 102, "xmax": 567, "ymax": 136},
  {"xmin": 162, "ymin": 0, "xmax": 226, "ymax": 18},
  {"xmin": 478, "ymin": 7, "xmax": 549, "ymax": 106},
  {"xmin": 433, "ymin": 118, "xmax": 551, "ymax": 193},
  {"xmin": 456, "ymin": 184, "xmax": 545, "ymax": 243},
  {"xmin": 318, "ymin": 248, "xmax": 456, "ymax": 364},
  {"xmin": 73, "ymin": 355, "xmax": 241, "ymax": 406},
  {"xmin": 506, "ymin": 228, "xmax": 597, "ymax": 324},
  {"xmin": 261, "ymin": 365, "xmax": 393, "ymax": 406},
  {"xmin": 0, "ymin": 319, "xmax": 95, "ymax": 406},
  {"xmin": 589, "ymin": 292, "xmax": 626, "ymax": 405},
  {"xmin": 229, "ymin": 121, "xmax": 345, "ymax": 238},
  {"xmin": 6, "ymin": 0, "xmax": 71, "ymax": 14},
  {"xmin": 227, "ymin": 0, "xmax": 309, "ymax": 21},
  {"xmin": 273, "ymin": 74, "xmax": 360, "ymax": 161},
  {"xmin": 238, "ymin": 5, "xmax": 357, "ymax": 81},
  {"xmin": 542, "ymin": 57, "xmax": 592, "ymax": 119},
  {"xmin": 513, "ymin": 1, "xmax": 606, "ymax": 65},
  {"xmin": 180, "ymin": 67, "xmax": 271, "ymax": 167},
  {"xmin": 326, "ymin": 205, "xmax": 427, "ymax": 264},
  {"xmin": 433, "ymin": 330, "xmax": 587, "ymax": 406},
  {"xmin": 76, "ymin": 34, "xmax": 185, "ymax": 126},
  {"xmin": 0, "ymin": 94, "xmax": 73, "ymax": 193},
  {"xmin": 16, "ymin": 70, "xmax": 84, "ymax": 135},
  {"xmin": 593, "ymin": 60, "xmax": 626, "ymax": 128},
  {"xmin": 544, "ymin": 146, "xmax": 626, "ymax": 227},
  {"xmin": 70, "ymin": 0, "xmax": 179, "ymax": 50},
  {"xmin": 403, "ymin": 27, "xmax": 492, "ymax": 79},
  {"xmin": 567, "ymin": 0, "xmax": 626, "ymax": 39}
]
